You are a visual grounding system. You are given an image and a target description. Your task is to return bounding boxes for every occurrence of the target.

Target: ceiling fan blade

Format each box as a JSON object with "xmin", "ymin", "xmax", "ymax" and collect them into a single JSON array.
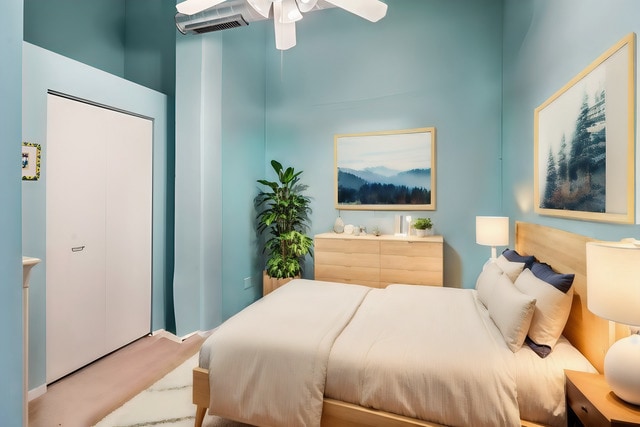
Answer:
[
  {"xmin": 273, "ymin": 0, "xmax": 297, "ymax": 50},
  {"xmin": 281, "ymin": 0, "xmax": 303, "ymax": 23},
  {"xmin": 324, "ymin": 0, "xmax": 387, "ymax": 22},
  {"xmin": 176, "ymin": 0, "xmax": 227, "ymax": 15},
  {"xmin": 295, "ymin": 0, "xmax": 318, "ymax": 13},
  {"xmin": 247, "ymin": 0, "xmax": 272, "ymax": 19}
]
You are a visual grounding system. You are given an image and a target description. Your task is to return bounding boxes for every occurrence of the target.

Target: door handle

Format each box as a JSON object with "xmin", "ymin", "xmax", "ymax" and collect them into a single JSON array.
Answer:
[{"xmin": 71, "ymin": 246, "xmax": 85, "ymax": 252}]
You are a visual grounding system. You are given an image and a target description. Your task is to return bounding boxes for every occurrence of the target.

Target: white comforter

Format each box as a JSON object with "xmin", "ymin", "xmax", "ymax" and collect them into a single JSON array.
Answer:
[
  {"xmin": 325, "ymin": 284, "xmax": 522, "ymax": 427},
  {"xmin": 203, "ymin": 279, "xmax": 371, "ymax": 427}
]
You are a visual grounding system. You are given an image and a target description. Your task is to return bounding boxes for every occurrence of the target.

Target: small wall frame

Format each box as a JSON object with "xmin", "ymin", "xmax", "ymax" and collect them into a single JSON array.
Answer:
[{"xmin": 22, "ymin": 142, "xmax": 41, "ymax": 181}]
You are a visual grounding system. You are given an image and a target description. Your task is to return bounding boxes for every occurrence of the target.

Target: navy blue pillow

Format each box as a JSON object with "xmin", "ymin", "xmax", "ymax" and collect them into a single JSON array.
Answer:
[
  {"xmin": 530, "ymin": 262, "xmax": 574, "ymax": 293},
  {"xmin": 501, "ymin": 249, "xmax": 535, "ymax": 269},
  {"xmin": 525, "ymin": 337, "xmax": 552, "ymax": 358}
]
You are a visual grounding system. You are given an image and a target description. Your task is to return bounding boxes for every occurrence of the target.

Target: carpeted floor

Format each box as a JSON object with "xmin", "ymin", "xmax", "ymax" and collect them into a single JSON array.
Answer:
[{"xmin": 93, "ymin": 354, "xmax": 252, "ymax": 427}]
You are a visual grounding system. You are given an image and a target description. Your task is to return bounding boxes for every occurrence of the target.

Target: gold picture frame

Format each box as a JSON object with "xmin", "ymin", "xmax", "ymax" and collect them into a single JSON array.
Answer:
[
  {"xmin": 22, "ymin": 142, "xmax": 41, "ymax": 181},
  {"xmin": 334, "ymin": 127, "xmax": 436, "ymax": 211},
  {"xmin": 534, "ymin": 33, "xmax": 635, "ymax": 223}
]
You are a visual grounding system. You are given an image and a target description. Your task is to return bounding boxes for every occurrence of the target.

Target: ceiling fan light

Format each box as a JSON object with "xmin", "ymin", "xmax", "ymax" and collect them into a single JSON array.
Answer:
[
  {"xmin": 280, "ymin": 0, "xmax": 303, "ymax": 23},
  {"xmin": 247, "ymin": 0, "xmax": 273, "ymax": 18},
  {"xmin": 295, "ymin": 0, "xmax": 318, "ymax": 13}
]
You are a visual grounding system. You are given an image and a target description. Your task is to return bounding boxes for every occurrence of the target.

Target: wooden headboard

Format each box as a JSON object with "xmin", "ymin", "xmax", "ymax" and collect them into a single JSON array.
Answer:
[{"xmin": 515, "ymin": 221, "xmax": 609, "ymax": 373}]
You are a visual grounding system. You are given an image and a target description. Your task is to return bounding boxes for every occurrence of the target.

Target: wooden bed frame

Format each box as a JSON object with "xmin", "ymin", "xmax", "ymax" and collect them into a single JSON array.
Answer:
[{"xmin": 192, "ymin": 222, "xmax": 612, "ymax": 427}]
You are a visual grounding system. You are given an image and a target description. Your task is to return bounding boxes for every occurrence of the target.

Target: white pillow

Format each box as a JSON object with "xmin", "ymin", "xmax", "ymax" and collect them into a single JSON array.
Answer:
[
  {"xmin": 514, "ymin": 268, "xmax": 573, "ymax": 349},
  {"xmin": 495, "ymin": 255, "xmax": 526, "ymax": 282},
  {"xmin": 475, "ymin": 261, "xmax": 504, "ymax": 308},
  {"xmin": 488, "ymin": 274, "xmax": 537, "ymax": 352}
]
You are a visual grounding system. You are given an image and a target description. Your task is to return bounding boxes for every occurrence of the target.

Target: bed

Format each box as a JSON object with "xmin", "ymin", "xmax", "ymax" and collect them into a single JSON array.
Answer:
[{"xmin": 192, "ymin": 222, "xmax": 613, "ymax": 427}]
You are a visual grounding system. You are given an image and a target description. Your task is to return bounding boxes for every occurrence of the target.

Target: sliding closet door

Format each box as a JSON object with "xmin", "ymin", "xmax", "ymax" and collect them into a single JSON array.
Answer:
[
  {"xmin": 46, "ymin": 94, "xmax": 152, "ymax": 383},
  {"xmin": 46, "ymin": 95, "xmax": 108, "ymax": 382},
  {"xmin": 104, "ymin": 111, "xmax": 152, "ymax": 351}
]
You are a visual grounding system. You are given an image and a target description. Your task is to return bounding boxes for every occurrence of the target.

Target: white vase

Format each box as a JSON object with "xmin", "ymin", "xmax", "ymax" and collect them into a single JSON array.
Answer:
[{"xmin": 415, "ymin": 229, "xmax": 426, "ymax": 237}]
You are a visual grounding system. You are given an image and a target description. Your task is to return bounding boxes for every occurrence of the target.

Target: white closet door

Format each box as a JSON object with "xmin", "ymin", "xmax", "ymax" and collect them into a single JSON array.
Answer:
[
  {"xmin": 104, "ymin": 111, "xmax": 152, "ymax": 351},
  {"xmin": 46, "ymin": 94, "xmax": 152, "ymax": 383},
  {"xmin": 46, "ymin": 95, "xmax": 108, "ymax": 383}
]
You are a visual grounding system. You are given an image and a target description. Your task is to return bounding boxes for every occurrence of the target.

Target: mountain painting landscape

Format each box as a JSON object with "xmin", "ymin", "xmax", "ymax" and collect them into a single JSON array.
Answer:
[{"xmin": 337, "ymin": 166, "xmax": 431, "ymax": 205}]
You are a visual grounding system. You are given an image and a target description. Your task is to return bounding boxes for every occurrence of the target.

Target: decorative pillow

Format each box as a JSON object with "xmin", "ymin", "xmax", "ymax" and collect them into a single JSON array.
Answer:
[
  {"xmin": 487, "ymin": 274, "xmax": 537, "ymax": 352},
  {"xmin": 530, "ymin": 261, "xmax": 575, "ymax": 293},
  {"xmin": 475, "ymin": 261, "xmax": 504, "ymax": 308},
  {"xmin": 502, "ymin": 249, "xmax": 536, "ymax": 269},
  {"xmin": 514, "ymin": 267, "xmax": 573, "ymax": 351},
  {"xmin": 495, "ymin": 254, "xmax": 525, "ymax": 282}
]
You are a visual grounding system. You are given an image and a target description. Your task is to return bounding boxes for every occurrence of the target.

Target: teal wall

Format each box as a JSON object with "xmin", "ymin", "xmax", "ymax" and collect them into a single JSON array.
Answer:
[
  {"xmin": 263, "ymin": 1, "xmax": 504, "ymax": 288},
  {"xmin": 24, "ymin": 0, "xmax": 127, "ymax": 78},
  {"xmin": 0, "ymin": 0, "xmax": 23, "ymax": 423},
  {"xmin": 502, "ymin": 0, "xmax": 640, "ymax": 240},
  {"xmin": 174, "ymin": 22, "xmax": 267, "ymax": 334},
  {"xmin": 22, "ymin": 43, "xmax": 168, "ymax": 392}
]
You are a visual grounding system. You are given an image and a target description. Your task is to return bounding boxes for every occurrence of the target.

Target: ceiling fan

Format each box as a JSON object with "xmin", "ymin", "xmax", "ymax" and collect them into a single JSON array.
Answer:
[{"xmin": 175, "ymin": 0, "xmax": 388, "ymax": 50}]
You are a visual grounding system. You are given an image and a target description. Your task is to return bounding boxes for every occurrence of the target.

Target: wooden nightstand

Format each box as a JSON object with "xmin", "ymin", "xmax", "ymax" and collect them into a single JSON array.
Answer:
[{"xmin": 565, "ymin": 370, "xmax": 640, "ymax": 427}]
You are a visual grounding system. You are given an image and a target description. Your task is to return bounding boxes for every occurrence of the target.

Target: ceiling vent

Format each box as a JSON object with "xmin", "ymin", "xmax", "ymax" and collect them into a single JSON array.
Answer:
[{"xmin": 175, "ymin": 0, "xmax": 265, "ymax": 35}]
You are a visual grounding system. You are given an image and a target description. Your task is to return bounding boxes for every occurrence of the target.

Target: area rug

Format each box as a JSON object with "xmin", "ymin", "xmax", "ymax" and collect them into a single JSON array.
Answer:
[{"xmin": 93, "ymin": 354, "xmax": 251, "ymax": 427}]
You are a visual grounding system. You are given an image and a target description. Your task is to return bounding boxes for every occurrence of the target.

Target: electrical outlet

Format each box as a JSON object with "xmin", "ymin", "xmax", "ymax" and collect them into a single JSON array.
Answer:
[{"xmin": 243, "ymin": 277, "xmax": 253, "ymax": 289}]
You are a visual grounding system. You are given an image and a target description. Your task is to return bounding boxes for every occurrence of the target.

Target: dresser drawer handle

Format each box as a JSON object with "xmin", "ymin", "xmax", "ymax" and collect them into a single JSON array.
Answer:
[{"xmin": 580, "ymin": 405, "xmax": 588, "ymax": 413}]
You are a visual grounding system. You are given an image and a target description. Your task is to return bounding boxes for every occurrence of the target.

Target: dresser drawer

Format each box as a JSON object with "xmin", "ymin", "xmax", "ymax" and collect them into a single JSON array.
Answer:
[
  {"xmin": 315, "ymin": 265, "xmax": 379, "ymax": 285},
  {"xmin": 380, "ymin": 240, "xmax": 442, "ymax": 257},
  {"xmin": 315, "ymin": 251, "xmax": 379, "ymax": 268},
  {"xmin": 315, "ymin": 238, "xmax": 379, "ymax": 254}
]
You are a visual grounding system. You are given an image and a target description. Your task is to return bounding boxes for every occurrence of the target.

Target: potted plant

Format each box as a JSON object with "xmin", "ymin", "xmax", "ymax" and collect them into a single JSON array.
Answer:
[
  {"xmin": 255, "ymin": 160, "xmax": 313, "ymax": 295},
  {"xmin": 412, "ymin": 217, "xmax": 433, "ymax": 237}
]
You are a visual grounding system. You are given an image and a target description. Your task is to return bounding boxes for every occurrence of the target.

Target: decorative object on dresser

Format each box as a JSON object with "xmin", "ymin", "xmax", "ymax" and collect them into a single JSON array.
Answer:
[
  {"xmin": 335, "ymin": 127, "xmax": 436, "ymax": 211},
  {"xmin": 314, "ymin": 232, "xmax": 443, "ymax": 288},
  {"xmin": 255, "ymin": 160, "xmax": 313, "ymax": 295},
  {"xmin": 476, "ymin": 216, "xmax": 509, "ymax": 260},
  {"xmin": 565, "ymin": 370, "xmax": 640, "ymax": 427},
  {"xmin": 412, "ymin": 217, "xmax": 433, "ymax": 237},
  {"xmin": 586, "ymin": 240, "xmax": 640, "ymax": 405}
]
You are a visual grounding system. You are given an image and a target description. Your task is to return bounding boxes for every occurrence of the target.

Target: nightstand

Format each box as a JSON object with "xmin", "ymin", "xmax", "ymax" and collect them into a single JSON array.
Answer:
[{"xmin": 565, "ymin": 370, "xmax": 640, "ymax": 427}]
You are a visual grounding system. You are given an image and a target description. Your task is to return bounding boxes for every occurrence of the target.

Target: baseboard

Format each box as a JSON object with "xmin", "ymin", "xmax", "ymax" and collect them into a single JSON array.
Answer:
[
  {"xmin": 28, "ymin": 384, "xmax": 47, "ymax": 401},
  {"xmin": 151, "ymin": 329, "xmax": 183, "ymax": 343}
]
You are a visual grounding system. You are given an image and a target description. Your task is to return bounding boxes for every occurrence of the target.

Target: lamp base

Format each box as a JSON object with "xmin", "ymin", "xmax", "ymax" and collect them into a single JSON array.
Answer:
[{"xmin": 604, "ymin": 334, "xmax": 640, "ymax": 405}]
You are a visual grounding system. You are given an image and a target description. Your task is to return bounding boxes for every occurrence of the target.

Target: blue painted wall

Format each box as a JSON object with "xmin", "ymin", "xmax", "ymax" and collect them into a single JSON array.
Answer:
[
  {"xmin": 24, "ymin": 0, "xmax": 127, "ymax": 78},
  {"xmin": 22, "ymin": 43, "xmax": 168, "ymax": 392},
  {"xmin": 174, "ymin": 22, "xmax": 267, "ymax": 334},
  {"xmin": 502, "ymin": 0, "xmax": 640, "ymax": 240},
  {"xmin": 262, "ymin": 0, "xmax": 504, "ymax": 288},
  {"xmin": 0, "ymin": 0, "xmax": 23, "ymax": 423}
]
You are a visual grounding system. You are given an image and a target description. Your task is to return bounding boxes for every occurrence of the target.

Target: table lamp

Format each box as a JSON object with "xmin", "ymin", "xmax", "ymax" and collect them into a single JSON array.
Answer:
[
  {"xmin": 475, "ymin": 216, "xmax": 509, "ymax": 260},
  {"xmin": 586, "ymin": 240, "xmax": 640, "ymax": 405}
]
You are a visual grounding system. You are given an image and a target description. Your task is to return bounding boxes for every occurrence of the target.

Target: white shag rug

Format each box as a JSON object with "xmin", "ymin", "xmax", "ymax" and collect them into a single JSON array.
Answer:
[{"xmin": 93, "ymin": 354, "xmax": 251, "ymax": 427}]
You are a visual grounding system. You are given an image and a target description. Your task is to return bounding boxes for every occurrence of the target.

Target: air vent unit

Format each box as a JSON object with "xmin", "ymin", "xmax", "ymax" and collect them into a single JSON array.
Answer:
[
  {"xmin": 177, "ymin": 13, "xmax": 248, "ymax": 34},
  {"xmin": 175, "ymin": 0, "xmax": 267, "ymax": 35}
]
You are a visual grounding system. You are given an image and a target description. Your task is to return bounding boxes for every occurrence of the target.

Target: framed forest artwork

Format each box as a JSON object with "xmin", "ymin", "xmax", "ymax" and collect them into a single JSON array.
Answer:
[
  {"xmin": 534, "ymin": 33, "xmax": 635, "ymax": 223},
  {"xmin": 334, "ymin": 127, "xmax": 436, "ymax": 211}
]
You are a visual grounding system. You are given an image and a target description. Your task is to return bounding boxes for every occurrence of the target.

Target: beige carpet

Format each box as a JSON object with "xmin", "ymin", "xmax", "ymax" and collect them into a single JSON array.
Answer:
[{"xmin": 93, "ymin": 354, "xmax": 252, "ymax": 427}]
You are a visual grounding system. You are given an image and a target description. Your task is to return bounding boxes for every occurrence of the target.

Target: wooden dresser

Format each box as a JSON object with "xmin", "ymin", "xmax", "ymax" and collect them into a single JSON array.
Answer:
[{"xmin": 314, "ymin": 233, "xmax": 444, "ymax": 288}]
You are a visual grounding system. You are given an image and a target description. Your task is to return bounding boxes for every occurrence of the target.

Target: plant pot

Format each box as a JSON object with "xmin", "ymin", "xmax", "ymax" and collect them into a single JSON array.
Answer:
[
  {"xmin": 415, "ymin": 229, "xmax": 426, "ymax": 237},
  {"xmin": 263, "ymin": 271, "xmax": 300, "ymax": 296}
]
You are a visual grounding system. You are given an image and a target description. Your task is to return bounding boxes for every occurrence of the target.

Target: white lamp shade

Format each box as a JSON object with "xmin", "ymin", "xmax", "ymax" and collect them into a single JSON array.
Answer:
[
  {"xmin": 586, "ymin": 241, "xmax": 640, "ymax": 327},
  {"xmin": 475, "ymin": 216, "xmax": 509, "ymax": 246}
]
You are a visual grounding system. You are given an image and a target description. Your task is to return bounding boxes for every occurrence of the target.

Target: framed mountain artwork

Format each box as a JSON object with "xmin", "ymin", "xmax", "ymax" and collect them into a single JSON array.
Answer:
[{"xmin": 334, "ymin": 127, "xmax": 436, "ymax": 211}]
